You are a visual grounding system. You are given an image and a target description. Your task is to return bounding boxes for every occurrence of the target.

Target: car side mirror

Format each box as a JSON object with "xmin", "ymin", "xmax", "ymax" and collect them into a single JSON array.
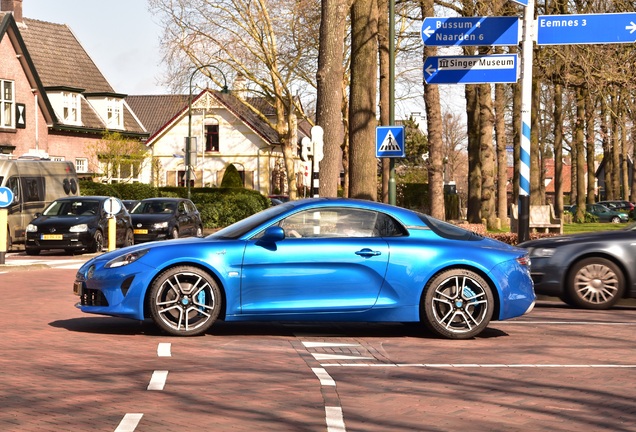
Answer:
[{"xmin": 260, "ymin": 226, "xmax": 285, "ymax": 242}]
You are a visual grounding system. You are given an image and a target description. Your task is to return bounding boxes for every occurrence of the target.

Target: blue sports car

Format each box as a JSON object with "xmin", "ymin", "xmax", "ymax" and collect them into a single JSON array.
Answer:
[{"xmin": 73, "ymin": 198, "xmax": 535, "ymax": 339}]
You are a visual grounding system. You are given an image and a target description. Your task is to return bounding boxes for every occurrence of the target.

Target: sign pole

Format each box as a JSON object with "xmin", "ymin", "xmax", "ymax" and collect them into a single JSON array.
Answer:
[
  {"xmin": 517, "ymin": 0, "xmax": 534, "ymax": 243},
  {"xmin": 388, "ymin": 0, "xmax": 396, "ymax": 205},
  {"xmin": 0, "ymin": 209, "xmax": 7, "ymax": 264}
]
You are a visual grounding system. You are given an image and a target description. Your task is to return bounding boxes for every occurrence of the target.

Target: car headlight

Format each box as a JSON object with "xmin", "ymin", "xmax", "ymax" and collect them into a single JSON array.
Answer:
[
  {"xmin": 528, "ymin": 247, "xmax": 556, "ymax": 258},
  {"xmin": 26, "ymin": 224, "xmax": 37, "ymax": 232},
  {"xmin": 153, "ymin": 221, "xmax": 169, "ymax": 229},
  {"xmin": 105, "ymin": 249, "xmax": 150, "ymax": 268},
  {"xmin": 69, "ymin": 224, "xmax": 89, "ymax": 233}
]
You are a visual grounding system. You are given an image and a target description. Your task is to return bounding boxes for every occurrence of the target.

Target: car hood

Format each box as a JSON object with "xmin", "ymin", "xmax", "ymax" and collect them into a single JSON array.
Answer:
[
  {"xmin": 31, "ymin": 215, "xmax": 97, "ymax": 228},
  {"xmin": 519, "ymin": 228, "xmax": 633, "ymax": 248}
]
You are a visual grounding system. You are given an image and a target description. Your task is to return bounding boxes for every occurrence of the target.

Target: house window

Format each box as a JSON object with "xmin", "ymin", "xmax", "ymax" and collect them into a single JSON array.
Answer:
[
  {"xmin": 51, "ymin": 156, "xmax": 65, "ymax": 162},
  {"xmin": 63, "ymin": 92, "xmax": 79, "ymax": 123},
  {"xmin": 204, "ymin": 119, "xmax": 219, "ymax": 152},
  {"xmin": 1, "ymin": 80, "xmax": 15, "ymax": 128},
  {"xmin": 107, "ymin": 98, "xmax": 122, "ymax": 129},
  {"xmin": 75, "ymin": 158, "xmax": 88, "ymax": 173}
]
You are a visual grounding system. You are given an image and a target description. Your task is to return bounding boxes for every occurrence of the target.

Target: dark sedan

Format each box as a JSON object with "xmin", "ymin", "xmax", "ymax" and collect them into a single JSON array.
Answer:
[
  {"xmin": 25, "ymin": 196, "xmax": 134, "ymax": 255},
  {"xmin": 129, "ymin": 198, "xmax": 203, "ymax": 242},
  {"xmin": 519, "ymin": 224, "xmax": 636, "ymax": 309},
  {"xmin": 569, "ymin": 203, "xmax": 629, "ymax": 223}
]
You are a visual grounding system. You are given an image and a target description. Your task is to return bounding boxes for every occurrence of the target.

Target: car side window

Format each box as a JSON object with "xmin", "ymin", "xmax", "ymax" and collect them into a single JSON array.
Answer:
[{"xmin": 278, "ymin": 208, "xmax": 402, "ymax": 239}]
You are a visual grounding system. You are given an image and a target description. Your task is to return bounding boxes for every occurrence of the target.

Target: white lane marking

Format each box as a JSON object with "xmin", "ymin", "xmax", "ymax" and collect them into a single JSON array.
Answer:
[
  {"xmin": 147, "ymin": 370, "xmax": 169, "ymax": 390},
  {"xmin": 321, "ymin": 363, "xmax": 636, "ymax": 368},
  {"xmin": 114, "ymin": 413, "xmax": 143, "ymax": 432},
  {"xmin": 325, "ymin": 406, "xmax": 346, "ymax": 432},
  {"xmin": 311, "ymin": 367, "xmax": 336, "ymax": 386},
  {"xmin": 312, "ymin": 353, "xmax": 373, "ymax": 361},
  {"xmin": 157, "ymin": 343, "xmax": 171, "ymax": 357},
  {"xmin": 302, "ymin": 342, "xmax": 359, "ymax": 348}
]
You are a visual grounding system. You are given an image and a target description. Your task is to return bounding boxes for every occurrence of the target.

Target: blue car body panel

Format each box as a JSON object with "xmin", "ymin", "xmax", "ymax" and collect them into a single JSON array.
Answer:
[{"xmin": 75, "ymin": 198, "xmax": 535, "ymax": 326}]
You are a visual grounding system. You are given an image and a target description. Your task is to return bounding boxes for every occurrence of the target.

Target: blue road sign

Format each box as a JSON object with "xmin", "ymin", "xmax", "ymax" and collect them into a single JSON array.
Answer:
[
  {"xmin": 509, "ymin": 0, "xmax": 528, "ymax": 6},
  {"xmin": 376, "ymin": 126, "xmax": 405, "ymax": 158},
  {"xmin": 424, "ymin": 54, "xmax": 518, "ymax": 85},
  {"xmin": 537, "ymin": 13, "xmax": 636, "ymax": 45},
  {"xmin": 0, "ymin": 187, "xmax": 14, "ymax": 208},
  {"xmin": 421, "ymin": 17, "xmax": 520, "ymax": 46}
]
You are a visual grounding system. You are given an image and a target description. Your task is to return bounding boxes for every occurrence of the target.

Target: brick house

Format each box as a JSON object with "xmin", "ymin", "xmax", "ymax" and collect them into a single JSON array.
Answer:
[{"xmin": 0, "ymin": 0, "xmax": 147, "ymax": 176}]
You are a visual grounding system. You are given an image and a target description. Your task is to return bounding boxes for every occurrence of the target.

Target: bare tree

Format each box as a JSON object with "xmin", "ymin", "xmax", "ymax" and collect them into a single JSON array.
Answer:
[{"xmin": 149, "ymin": 0, "xmax": 321, "ymax": 200}]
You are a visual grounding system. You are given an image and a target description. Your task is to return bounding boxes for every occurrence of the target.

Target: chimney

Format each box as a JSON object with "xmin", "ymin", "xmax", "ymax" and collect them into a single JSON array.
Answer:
[{"xmin": 1, "ymin": 0, "xmax": 23, "ymax": 23}]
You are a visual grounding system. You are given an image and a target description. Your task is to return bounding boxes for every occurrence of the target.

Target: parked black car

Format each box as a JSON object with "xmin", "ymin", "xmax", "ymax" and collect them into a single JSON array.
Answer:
[
  {"xmin": 519, "ymin": 224, "xmax": 636, "ymax": 309},
  {"xmin": 129, "ymin": 198, "xmax": 203, "ymax": 242},
  {"xmin": 25, "ymin": 196, "xmax": 134, "ymax": 255}
]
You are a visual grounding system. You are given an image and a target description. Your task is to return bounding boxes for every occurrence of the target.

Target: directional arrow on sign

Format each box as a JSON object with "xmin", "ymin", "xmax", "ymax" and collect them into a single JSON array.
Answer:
[
  {"xmin": 421, "ymin": 17, "xmax": 520, "ymax": 46},
  {"xmin": 537, "ymin": 12, "xmax": 636, "ymax": 45},
  {"xmin": 423, "ymin": 54, "xmax": 518, "ymax": 85}
]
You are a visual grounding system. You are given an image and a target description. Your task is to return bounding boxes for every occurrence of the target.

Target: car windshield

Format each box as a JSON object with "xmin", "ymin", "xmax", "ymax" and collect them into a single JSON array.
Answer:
[
  {"xmin": 131, "ymin": 201, "xmax": 177, "ymax": 214},
  {"xmin": 210, "ymin": 203, "xmax": 292, "ymax": 239},
  {"xmin": 43, "ymin": 199, "xmax": 100, "ymax": 216}
]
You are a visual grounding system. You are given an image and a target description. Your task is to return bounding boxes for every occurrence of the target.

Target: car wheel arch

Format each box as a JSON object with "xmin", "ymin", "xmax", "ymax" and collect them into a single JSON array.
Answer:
[
  {"xmin": 418, "ymin": 265, "xmax": 501, "ymax": 322},
  {"xmin": 142, "ymin": 261, "xmax": 228, "ymax": 320}
]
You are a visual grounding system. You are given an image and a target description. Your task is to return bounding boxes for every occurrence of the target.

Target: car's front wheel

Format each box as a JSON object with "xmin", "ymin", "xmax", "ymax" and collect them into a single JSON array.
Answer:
[
  {"xmin": 149, "ymin": 266, "xmax": 222, "ymax": 336},
  {"xmin": 196, "ymin": 226, "xmax": 203, "ymax": 237},
  {"xmin": 25, "ymin": 247, "xmax": 40, "ymax": 256},
  {"xmin": 170, "ymin": 227, "xmax": 179, "ymax": 239},
  {"xmin": 611, "ymin": 216, "xmax": 621, "ymax": 223},
  {"xmin": 422, "ymin": 269, "xmax": 494, "ymax": 339},
  {"xmin": 89, "ymin": 230, "xmax": 104, "ymax": 253},
  {"xmin": 566, "ymin": 257, "xmax": 624, "ymax": 309},
  {"xmin": 123, "ymin": 229, "xmax": 134, "ymax": 247}
]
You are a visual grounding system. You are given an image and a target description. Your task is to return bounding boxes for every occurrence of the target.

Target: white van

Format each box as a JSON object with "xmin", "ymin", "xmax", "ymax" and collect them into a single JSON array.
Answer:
[{"xmin": 0, "ymin": 158, "xmax": 79, "ymax": 249}]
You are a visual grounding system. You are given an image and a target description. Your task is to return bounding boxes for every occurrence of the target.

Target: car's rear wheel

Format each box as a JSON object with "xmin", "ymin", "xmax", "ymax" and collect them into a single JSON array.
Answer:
[
  {"xmin": 422, "ymin": 269, "xmax": 493, "ymax": 339},
  {"xmin": 89, "ymin": 230, "xmax": 104, "ymax": 253},
  {"xmin": 566, "ymin": 257, "xmax": 624, "ymax": 309},
  {"xmin": 149, "ymin": 266, "xmax": 221, "ymax": 336}
]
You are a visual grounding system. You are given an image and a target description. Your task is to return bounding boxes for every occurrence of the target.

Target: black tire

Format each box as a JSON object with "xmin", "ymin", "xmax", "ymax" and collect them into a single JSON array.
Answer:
[
  {"xmin": 5, "ymin": 230, "xmax": 11, "ymax": 252},
  {"xmin": 25, "ymin": 248, "xmax": 40, "ymax": 256},
  {"xmin": 149, "ymin": 266, "xmax": 222, "ymax": 336},
  {"xmin": 422, "ymin": 269, "xmax": 494, "ymax": 339},
  {"xmin": 196, "ymin": 226, "xmax": 203, "ymax": 237},
  {"xmin": 566, "ymin": 257, "xmax": 624, "ymax": 309},
  {"xmin": 171, "ymin": 227, "xmax": 179, "ymax": 239},
  {"xmin": 611, "ymin": 216, "xmax": 621, "ymax": 224},
  {"xmin": 89, "ymin": 230, "xmax": 104, "ymax": 253},
  {"xmin": 123, "ymin": 229, "xmax": 134, "ymax": 247}
]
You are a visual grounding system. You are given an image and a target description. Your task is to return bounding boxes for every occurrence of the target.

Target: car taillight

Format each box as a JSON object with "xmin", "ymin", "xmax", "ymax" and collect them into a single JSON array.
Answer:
[{"xmin": 516, "ymin": 254, "xmax": 531, "ymax": 267}]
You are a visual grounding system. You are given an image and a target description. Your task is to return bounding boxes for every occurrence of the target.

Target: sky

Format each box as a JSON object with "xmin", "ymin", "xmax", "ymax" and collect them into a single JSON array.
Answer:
[{"xmin": 23, "ymin": 0, "xmax": 169, "ymax": 95}]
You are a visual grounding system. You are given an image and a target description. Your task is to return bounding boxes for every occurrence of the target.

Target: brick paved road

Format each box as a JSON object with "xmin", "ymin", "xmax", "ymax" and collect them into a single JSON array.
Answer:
[{"xmin": 1, "ymin": 259, "xmax": 635, "ymax": 432}]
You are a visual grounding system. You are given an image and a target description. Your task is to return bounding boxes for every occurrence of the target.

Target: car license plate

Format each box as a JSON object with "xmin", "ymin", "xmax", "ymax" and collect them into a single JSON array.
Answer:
[
  {"xmin": 134, "ymin": 229, "xmax": 148, "ymax": 234},
  {"xmin": 41, "ymin": 234, "xmax": 63, "ymax": 240},
  {"xmin": 73, "ymin": 281, "xmax": 83, "ymax": 296}
]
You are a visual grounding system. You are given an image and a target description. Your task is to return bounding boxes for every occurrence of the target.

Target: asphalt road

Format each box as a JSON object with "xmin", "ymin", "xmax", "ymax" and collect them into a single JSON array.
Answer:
[{"xmin": 1, "ymin": 252, "xmax": 635, "ymax": 432}]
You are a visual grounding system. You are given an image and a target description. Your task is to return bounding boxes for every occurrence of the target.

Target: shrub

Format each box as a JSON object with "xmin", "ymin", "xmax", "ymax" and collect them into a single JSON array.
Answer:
[{"xmin": 220, "ymin": 164, "xmax": 244, "ymax": 188}]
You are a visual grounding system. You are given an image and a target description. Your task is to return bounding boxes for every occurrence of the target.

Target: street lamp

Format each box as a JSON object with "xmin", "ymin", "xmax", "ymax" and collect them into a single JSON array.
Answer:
[{"xmin": 187, "ymin": 64, "xmax": 229, "ymax": 198}]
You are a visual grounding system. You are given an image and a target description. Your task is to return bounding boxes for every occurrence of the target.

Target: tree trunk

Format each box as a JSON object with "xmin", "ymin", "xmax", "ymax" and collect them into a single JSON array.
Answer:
[
  {"xmin": 377, "ymin": 0, "xmax": 389, "ymax": 203},
  {"xmin": 349, "ymin": 0, "xmax": 378, "ymax": 200},
  {"xmin": 530, "ymin": 78, "xmax": 542, "ymax": 205},
  {"xmin": 466, "ymin": 84, "xmax": 481, "ymax": 223},
  {"xmin": 553, "ymin": 83, "xmax": 564, "ymax": 215},
  {"xmin": 316, "ymin": 0, "xmax": 350, "ymax": 197},
  {"xmin": 575, "ymin": 87, "xmax": 586, "ymax": 222},
  {"xmin": 478, "ymin": 84, "xmax": 496, "ymax": 228},
  {"xmin": 494, "ymin": 83, "xmax": 507, "ymax": 223},
  {"xmin": 584, "ymin": 89, "xmax": 595, "ymax": 203}
]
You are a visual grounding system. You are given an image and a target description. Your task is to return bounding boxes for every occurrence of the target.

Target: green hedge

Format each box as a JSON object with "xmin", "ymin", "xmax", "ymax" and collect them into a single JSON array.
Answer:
[{"xmin": 79, "ymin": 181, "xmax": 269, "ymax": 229}]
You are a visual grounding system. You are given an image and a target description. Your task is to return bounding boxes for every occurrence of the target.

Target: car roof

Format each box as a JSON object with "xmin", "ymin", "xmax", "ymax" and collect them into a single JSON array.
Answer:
[{"xmin": 140, "ymin": 197, "xmax": 184, "ymax": 202}]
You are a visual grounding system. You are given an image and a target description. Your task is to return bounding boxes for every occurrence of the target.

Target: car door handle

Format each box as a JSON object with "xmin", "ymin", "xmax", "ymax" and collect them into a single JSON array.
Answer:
[{"xmin": 355, "ymin": 248, "xmax": 381, "ymax": 257}]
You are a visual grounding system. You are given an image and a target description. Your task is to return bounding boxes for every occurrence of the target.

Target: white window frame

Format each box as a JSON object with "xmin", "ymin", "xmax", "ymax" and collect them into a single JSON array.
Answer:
[
  {"xmin": 1, "ymin": 80, "xmax": 15, "ymax": 128},
  {"xmin": 106, "ymin": 98, "xmax": 123, "ymax": 129},
  {"xmin": 62, "ymin": 92, "xmax": 79, "ymax": 123},
  {"xmin": 75, "ymin": 158, "xmax": 88, "ymax": 173}
]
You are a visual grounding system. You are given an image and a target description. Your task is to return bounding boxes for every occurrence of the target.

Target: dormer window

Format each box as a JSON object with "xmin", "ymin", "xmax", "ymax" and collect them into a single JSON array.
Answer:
[
  {"xmin": 106, "ymin": 98, "xmax": 123, "ymax": 129},
  {"xmin": 63, "ymin": 92, "xmax": 79, "ymax": 123}
]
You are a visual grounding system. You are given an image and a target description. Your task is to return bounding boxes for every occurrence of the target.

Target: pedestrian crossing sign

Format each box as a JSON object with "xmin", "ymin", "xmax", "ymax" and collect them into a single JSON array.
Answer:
[{"xmin": 376, "ymin": 126, "xmax": 405, "ymax": 158}]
